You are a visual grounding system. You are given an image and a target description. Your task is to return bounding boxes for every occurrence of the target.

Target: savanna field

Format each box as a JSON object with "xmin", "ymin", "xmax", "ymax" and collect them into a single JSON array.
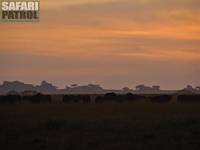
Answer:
[
  {"xmin": 1, "ymin": 98, "xmax": 200, "ymax": 150},
  {"xmin": 1, "ymin": 0, "xmax": 200, "ymax": 149}
]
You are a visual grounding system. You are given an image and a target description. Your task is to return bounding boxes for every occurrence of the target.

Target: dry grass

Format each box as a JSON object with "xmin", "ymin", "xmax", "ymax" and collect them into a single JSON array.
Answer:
[{"xmin": 0, "ymin": 102, "xmax": 200, "ymax": 150}]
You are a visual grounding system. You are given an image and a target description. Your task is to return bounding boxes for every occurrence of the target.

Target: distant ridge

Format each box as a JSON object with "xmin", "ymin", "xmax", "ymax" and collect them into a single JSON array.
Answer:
[{"xmin": 0, "ymin": 81, "xmax": 199, "ymax": 95}]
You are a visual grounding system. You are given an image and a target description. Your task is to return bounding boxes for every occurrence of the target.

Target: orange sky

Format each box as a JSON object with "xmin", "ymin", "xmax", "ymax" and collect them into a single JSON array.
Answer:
[{"xmin": 0, "ymin": 0, "xmax": 200, "ymax": 89}]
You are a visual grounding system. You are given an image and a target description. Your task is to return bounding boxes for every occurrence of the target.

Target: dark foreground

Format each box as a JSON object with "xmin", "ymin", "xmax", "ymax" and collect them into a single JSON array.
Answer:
[{"xmin": 1, "ymin": 102, "xmax": 200, "ymax": 150}]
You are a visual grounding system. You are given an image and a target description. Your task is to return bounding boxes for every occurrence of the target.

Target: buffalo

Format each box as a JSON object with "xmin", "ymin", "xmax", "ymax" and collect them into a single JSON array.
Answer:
[
  {"xmin": 22, "ymin": 94, "xmax": 51, "ymax": 104},
  {"xmin": 63, "ymin": 95, "xmax": 73, "ymax": 103},
  {"xmin": 123, "ymin": 93, "xmax": 146, "ymax": 102},
  {"xmin": 63, "ymin": 95, "xmax": 91, "ymax": 104},
  {"xmin": 177, "ymin": 95, "xmax": 200, "ymax": 103},
  {"xmin": 0, "ymin": 95, "xmax": 21, "ymax": 104},
  {"xmin": 95, "ymin": 96, "xmax": 104, "ymax": 104},
  {"xmin": 150, "ymin": 95, "xmax": 172, "ymax": 103},
  {"xmin": 81, "ymin": 95, "xmax": 91, "ymax": 104},
  {"xmin": 95, "ymin": 93, "xmax": 146, "ymax": 103},
  {"xmin": 103, "ymin": 93, "xmax": 118, "ymax": 103}
]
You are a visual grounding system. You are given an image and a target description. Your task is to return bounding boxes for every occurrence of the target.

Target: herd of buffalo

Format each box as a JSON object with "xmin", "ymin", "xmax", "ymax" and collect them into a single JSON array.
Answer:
[{"xmin": 0, "ymin": 93, "xmax": 200, "ymax": 104}]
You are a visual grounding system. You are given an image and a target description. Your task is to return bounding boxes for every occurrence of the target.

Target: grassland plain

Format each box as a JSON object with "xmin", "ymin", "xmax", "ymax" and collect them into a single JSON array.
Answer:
[{"xmin": 1, "ymin": 102, "xmax": 200, "ymax": 150}]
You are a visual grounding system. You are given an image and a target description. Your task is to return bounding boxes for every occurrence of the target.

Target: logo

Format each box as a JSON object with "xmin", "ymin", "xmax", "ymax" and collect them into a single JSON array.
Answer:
[{"xmin": 0, "ymin": 0, "xmax": 40, "ymax": 22}]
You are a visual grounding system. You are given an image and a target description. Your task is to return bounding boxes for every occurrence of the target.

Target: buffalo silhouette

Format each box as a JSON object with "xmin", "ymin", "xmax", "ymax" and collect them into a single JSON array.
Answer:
[
  {"xmin": 95, "ymin": 96, "xmax": 104, "ymax": 104},
  {"xmin": 178, "ymin": 95, "xmax": 200, "ymax": 103},
  {"xmin": 63, "ymin": 95, "xmax": 91, "ymax": 104},
  {"xmin": 0, "ymin": 95, "xmax": 21, "ymax": 104},
  {"xmin": 22, "ymin": 93, "xmax": 51, "ymax": 104},
  {"xmin": 150, "ymin": 95, "xmax": 172, "ymax": 103},
  {"xmin": 95, "ymin": 93, "xmax": 146, "ymax": 103}
]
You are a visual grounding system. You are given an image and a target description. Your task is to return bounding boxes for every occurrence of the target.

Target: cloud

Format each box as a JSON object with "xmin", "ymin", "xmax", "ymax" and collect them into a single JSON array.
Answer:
[
  {"xmin": 41, "ymin": 0, "xmax": 200, "ymax": 40},
  {"xmin": 0, "ymin": 0, "xmax": 200, "ymax": 88},
  {"xmin": 42, "ymin": 0, "xmax": 119, "ymax": 10},
  {"xmin": 44, "ymin": 0, "xmax": 200, "ymax": 23}
]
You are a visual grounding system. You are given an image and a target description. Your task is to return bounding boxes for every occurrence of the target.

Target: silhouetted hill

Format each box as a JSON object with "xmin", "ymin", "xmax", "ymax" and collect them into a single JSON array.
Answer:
[
  {"xmin": 0, "ymin": 81, "xmax": 199, "ymax": 95},
  {"xmin": 0, "ymin": 81, "xmax": 106, "ymax": 94},
  {"xmin": 64, "ymin": 84, "xmax": 104, "ymax": 94},
  {"xmin": 0, "ymin": 81, "xmax": 35, "ymax": 94},
  {"xmin": 35, "ymin": 81, "xmax": 58, "ymax": 94}
]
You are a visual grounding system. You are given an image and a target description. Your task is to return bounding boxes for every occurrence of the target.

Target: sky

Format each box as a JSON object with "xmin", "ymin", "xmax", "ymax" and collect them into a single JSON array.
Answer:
[{"xmin": 0, "ymin": 0, "xmax": 200, "ymax": 89}]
